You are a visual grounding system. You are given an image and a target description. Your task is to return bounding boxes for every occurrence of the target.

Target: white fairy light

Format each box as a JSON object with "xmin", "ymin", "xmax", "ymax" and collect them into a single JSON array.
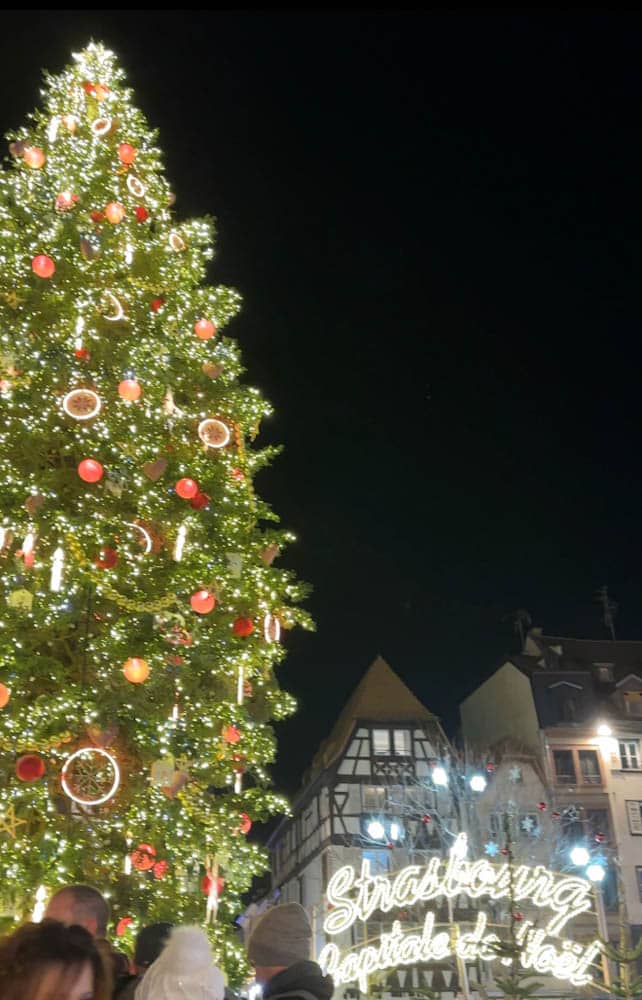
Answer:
[
  {"xmin": 173, "ymin": 523, "xmax": 187, "ymax": 562},
  {"xmin": 50, "ymin": 546, "xmax": 64, "ymax": 592}
]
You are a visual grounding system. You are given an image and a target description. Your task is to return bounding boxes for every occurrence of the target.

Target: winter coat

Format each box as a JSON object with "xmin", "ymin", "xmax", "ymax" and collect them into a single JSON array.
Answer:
[{"xmin": 263, "ymin": 961, "xmax": 334, "ymax": 1000}]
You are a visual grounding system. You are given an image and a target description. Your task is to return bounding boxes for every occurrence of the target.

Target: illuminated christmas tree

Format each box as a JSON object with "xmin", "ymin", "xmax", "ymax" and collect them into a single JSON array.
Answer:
[{"xmin": 0, "ymin": 42, "xmax": 309, "ymax": 979}]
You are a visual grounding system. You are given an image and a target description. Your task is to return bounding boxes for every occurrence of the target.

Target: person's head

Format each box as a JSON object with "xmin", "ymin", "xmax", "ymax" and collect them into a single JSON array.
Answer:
[
  {"xmin": 134, "ymin": 921, "xmax": 174, "ymax": 976},
  {"xmin": 136, "ymin": 926, "xmax": 224, "ymax": 1000},
  {"xmin": 0, "ymin": 919, "xmax": 109, "ymax": 1000},
  {"xmin": 247, "ymin": 903, "xmax": 312, "ymax": 985},
  {"xmin": 45, "ymin": 885, "xmax": 110, "ymax": 939}
]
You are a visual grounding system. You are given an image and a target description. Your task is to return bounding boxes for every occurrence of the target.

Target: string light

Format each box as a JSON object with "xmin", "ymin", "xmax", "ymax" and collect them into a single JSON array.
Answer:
[{"xmin": 50, "ymin": 546, "xmax": 64, "ymax": 592}]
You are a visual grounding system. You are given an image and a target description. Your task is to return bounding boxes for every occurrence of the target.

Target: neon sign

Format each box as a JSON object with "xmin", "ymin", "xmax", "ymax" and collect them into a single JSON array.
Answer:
[{"xmin": 318, "ymin": 834, "xmax": 602, "ymax": 993}]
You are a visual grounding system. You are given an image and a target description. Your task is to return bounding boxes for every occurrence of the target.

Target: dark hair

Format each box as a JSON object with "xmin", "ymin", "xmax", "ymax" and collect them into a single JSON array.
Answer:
[
  {"xmin": 0, "ymin": 919, "xmax": 109, "ymax": 999},
  {"xmin": 51, "ymin": 884, "xmax": 110, "ymax": 937},
  {"xmin": 134, "ymin": 921, "xmax": 174, "ymax": 968}
]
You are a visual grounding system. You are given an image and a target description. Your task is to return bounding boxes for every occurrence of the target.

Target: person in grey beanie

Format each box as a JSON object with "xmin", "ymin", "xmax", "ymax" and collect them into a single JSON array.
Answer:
[{"xmin": 246, "ymin": 903, "xmax": 333, "ymax": 1000}]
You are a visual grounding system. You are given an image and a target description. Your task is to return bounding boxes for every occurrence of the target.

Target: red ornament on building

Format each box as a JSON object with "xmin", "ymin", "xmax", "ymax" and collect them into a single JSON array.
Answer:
[
  {"xmin": 486, "ymin": 761, "xmax": 496, "ymax": 773},
  {"xmin": 536, "ymin": 801, "xmax": 547, "ymax": 811},
  {"xmin": 595, "ymin": 832, "xmax": 606, "ymax": 843},
  {"xmin": 421, "ymin": 814, "xmax": 431, "ymax": 824}
]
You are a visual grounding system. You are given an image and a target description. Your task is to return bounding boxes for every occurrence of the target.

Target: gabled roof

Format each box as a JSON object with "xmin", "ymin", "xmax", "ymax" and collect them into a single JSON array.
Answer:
[
  {"xmin": 523, "ymin": 629, "xmax": 642, "ymax": 681},
  {"xmin": 310, "ymin": 655, "xmax": 439, "ymax": 774}
]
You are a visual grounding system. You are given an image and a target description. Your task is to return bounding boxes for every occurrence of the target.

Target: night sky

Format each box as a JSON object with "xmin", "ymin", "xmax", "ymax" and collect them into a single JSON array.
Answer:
[{"xmin": 2, "ymin": 12, "xmax": 642, "ymax": 793}]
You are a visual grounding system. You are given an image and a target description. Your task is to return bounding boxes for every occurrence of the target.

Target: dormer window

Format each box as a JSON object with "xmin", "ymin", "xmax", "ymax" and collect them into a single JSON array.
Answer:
[
  {"xmin": 594, "ymin": 663, "xmax": 614, "ymax": 683},
  {"xmin": 624, "ymin": 692, "xmax": 642, "ymax": 718}
]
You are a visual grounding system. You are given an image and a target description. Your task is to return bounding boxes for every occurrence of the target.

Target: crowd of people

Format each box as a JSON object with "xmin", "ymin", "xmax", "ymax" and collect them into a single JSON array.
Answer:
[{"xmin": 0, "ymin": 885, "xmax": 334, "ymax": 1000}]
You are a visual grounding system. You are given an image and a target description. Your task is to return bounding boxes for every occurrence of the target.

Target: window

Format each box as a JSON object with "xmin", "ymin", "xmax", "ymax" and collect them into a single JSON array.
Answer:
[
  {"xmin": 490, "ymin": 812, "xmax": 539, "ymax": 840},
  {"xmin": 552, "ymin": 748, "xmax": 602, "ymax": 786},
  {"xmin": 595, "ymin": 664, "xmax": 614, "ymax": 683},
  {"xmin": 553, "ymin": 749, "xmax": 575, "ymax": 784},
  {"xmin": 372, "ymin": 729, "xmax": 391, "ymax": 756},
  {"xmin": 586, "ymin": 808, "xmax": 609, "ymax": 842},
  {"xmin": 362, "ymin": 849, "xmax": 390, "ymax": 875},
  {"xmin": 362, "ymin": 785, "xmax": 386, "ymax": 811},
  {"xmin": 393, "ymin": 730, "xmax": 412, "ymax": 756},
  {"xmin": 624, "ymin": 692, "xmax": 642, "ymax": 718},
  {"xmin": 579, "ymin": 750, "xmax": 601, "ymax": 785},
  {"xmin": 627, "ymin": 801, "xmax": 642, "ymax": 836},
  {"xmin": 620, "ymin": 740, "xmax": 640, "ymax": 770}
]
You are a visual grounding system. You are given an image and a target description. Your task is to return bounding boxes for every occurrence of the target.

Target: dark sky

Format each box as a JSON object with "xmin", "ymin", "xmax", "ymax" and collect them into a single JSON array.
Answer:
[{"xmin": 2, "ymin": 12, "xmax": 642, "ymax": 792}]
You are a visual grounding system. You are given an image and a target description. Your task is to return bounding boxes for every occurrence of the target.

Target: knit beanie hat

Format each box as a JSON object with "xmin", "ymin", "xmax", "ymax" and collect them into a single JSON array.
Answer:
[
  {"xmin": 135, "ymin": 927, "xmax": 225, "ymax": 1000},
  {"xmin": 247, "ymin": 903, "xmax": 312, "ymax": 968}
]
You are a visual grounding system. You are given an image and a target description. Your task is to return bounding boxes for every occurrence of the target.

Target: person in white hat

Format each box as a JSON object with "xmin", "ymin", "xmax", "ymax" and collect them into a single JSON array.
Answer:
[{"xmin": 135, "ymin": 926, "xmax": 225, "ymax": 1000}]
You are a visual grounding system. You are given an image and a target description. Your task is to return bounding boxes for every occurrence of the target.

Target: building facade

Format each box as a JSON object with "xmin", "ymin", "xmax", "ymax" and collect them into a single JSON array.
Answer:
[{"xmin": 461, "ymin": 627, "xmax": 642, "ymax": 933}]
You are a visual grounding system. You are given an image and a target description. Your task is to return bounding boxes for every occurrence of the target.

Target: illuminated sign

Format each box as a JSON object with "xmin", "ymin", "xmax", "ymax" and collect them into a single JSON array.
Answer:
[{"xmin": 319, "ymin": 834, "xmax": 602, "ymax": 993}]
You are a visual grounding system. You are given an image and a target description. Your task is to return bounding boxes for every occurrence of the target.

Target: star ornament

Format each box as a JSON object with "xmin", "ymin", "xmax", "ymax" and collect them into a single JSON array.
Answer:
[{"xmin": 0, "ymin": 804, "xmax": 27, "ymax": 839}]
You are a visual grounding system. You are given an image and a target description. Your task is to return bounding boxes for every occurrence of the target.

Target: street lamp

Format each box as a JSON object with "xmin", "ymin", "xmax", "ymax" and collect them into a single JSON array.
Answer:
[
  {"xmin": 469, "ymin": 774, "xmax": 487, "ymax": 793},
  {"xmin": 367, "ymin": 819, "xmax": 385, "ymax": 840},
  {"xmin": 432, "ymin": 765, "xmax": 448, "ymax": 787},
  {"xmin": 586, "ymin": 863, "xmax": 606, "ymax": 883},
  {"xmin": 597, "ymin": 724, "xmax": 612, "ymax": 737},
  {"xmin": 570, "ymin": 845, "xmax": 590, "ymax": 867}
]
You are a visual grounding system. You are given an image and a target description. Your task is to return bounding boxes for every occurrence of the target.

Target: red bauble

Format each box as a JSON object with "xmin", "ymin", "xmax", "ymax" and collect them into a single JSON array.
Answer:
[
  {"xmin": 118, "ymin": 143, "xmax": 137, "ymax": 165},
  {"xmin": 421, "ymin": 814, "xmax": 431, "ymax": 824},
  {"xmin": 191, "ymin": 590, "xmax": 215, "ymax": 614},
  {"xmin": 239, "ymin": 812, "xmax": 252, "ymax": 835},
  {"xmin": 500, "ymin": 846, "xmax": 510, "ymax": 856},
  {"xmin": 131, "ymin": 843, "xmax": 156, "ymax": 871},
  {"xmin": 551, "ymin": 811, "xmax": 561, "ymax": 820},
  {"xmin": 223, "ymin": 725, "xmax": 241, "ymax": 744},
  {"xmin": 153, "ymin": 860, "xmax": 168, "ymax": 880},
  {"xmin": 32, "ymin": 254, "xmax": 55, "ymax": 279},
  {"xmin": 176, "ymin": 478, "xmax": 198, "ymax": 500},
  {"xmin": 231, "ymin": 468, "xmax": 245, "ymax": 482},
  {"xmin": 105, "ymin": 202, "xmax": 125, "ymax": 224},
  {"xmin": 95, "ymin": 546, "xmax": 118, "ymax": 570},
  {"xmin": 116, "ymin": 917, "xmax": 133, "ymax": 937},
  {"xmin": 189, "ymin": 492, "xmax": 210, "ymax": 510},
  {"xmin": 194, "ymin": 318, "xmax": 216, "ymax": 340},
  {"xmin": 78, "ymin": 459, "xmax": 104, "ymax": 483},
  {"xmin": 0, "ymin": 684, "xmax": 9, "ymax": 708},
  {"xmin": 118, "ymin": 379, "xmax": 142, "ymax": 401},
  {"xmin": 486, "ymin": 762, "xmax": 496, "ymax": 773},
  {"xmin": 595, "ymin": 832, "xmax": 606, "ymax": 843},
  {"xmin": 151, "ymin": 297, "xmax": 165, "ymax": 313},
  {"xmin": 90, "ymin": 210, "xmax": 105, "ymax": 223},
  {"xmin": 233, "ymin": 616, "xmax": 254, "ymax": 637},
  {"xmin": 135, "ymin": 206, "xmax": 149, "ymax": 223},
  {"xmin": 74, "ymin": 347, "xmax": 91, "ymax": 360},
  {"xmin": 536, "ymin": 801, "xmax": 547, "ymax": 811},
  {"xmin": 513, "ymin": 912, "xmax": 523, "ymax": 922},
  {"xmin": 16, "ymin": 753, "xmax": 45, "ymax": 782}
]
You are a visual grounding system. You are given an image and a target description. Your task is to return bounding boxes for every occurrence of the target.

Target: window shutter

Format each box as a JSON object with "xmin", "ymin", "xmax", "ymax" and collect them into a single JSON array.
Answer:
[{"xmin": 627, "ymin": 801, "xmax": 642, "ymax": 835}]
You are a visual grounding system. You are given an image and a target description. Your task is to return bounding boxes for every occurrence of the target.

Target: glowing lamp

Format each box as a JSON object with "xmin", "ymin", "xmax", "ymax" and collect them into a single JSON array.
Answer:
[
  {"xmin": 105, "ymin": 202, "xmax": 125, "ymax": 224},
  {"xmin": 24, "ymin": 147, "xmax": 45, "ymax": 169},
  {"xmin": 0, "ymin": 684, "xmax": 9, "ymax": 708},
  {"xmin": 118, "ymin": 379, "xmax": 142, "ymax": 401},
  {"xmin": 233, "ymin": 616, "xmax": 254, "ymax": 637},
  {"xmin": 469, "ymin": 774, "xmax": 487, "ymax": 792},
  {"xmin": 431, "ymin": 765, "xmax": 448, "ymax": 787},
  {"xmin": 32, "ymin": 254, "xmax": 55, "ymax": 278},
  {"xmin": 223, "ymin": 724, "xmax": 241, "ymax": 744},
  {"xmin": 586, "ymin": 863, "xmax": 606, "ymax": 883},
  {"xmin": 390, "ymin": 822, "xmax": 402, "ymax": 841},
  {"xmin": 78, "ymin": 459, "xmax": 104, "ymax": 483},
  {"xmin": 191, "ymin": 590, "xmax": 215, "ymax": 614},
  {"xmin": 123, "ymin": 657, "xmax": 150, "ymax": 683},
  {"xmin": 15, "ymin": 753, "xmax": 45, "ymax": 782},
  {"xmin": 176, "ymin": 478, "xmax": 198, "ymax": 499},
  {"xmin": 194, "ymin": 318, "xmax": 216, "ymax": 340},
  {"xmin": 118, "ymin": 142, "xmax": 137, "ymax": 165},
  {"xmin": 367, "ymin": 820, "xmax": 385, "ymax": 841},
  {"xmin": 570, "ymin": 845, "xmax": 590, "ymax": 867},
  {"xmin": 597, "ymin": 724, "xmax": 612, "ymax": 737}
]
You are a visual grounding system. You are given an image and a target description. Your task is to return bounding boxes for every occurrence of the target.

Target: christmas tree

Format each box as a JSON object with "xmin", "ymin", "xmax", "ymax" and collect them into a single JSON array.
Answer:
[{"xmin": 0, "ymin": 42, "xmax": 309, "ymax": 980}]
